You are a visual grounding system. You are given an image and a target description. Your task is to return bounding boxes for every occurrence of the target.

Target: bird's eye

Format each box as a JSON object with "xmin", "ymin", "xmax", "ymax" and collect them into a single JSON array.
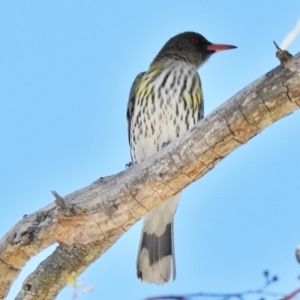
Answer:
[{"xmin": 191, "ymin": 37, "xmax": 199, "ymax": 44}]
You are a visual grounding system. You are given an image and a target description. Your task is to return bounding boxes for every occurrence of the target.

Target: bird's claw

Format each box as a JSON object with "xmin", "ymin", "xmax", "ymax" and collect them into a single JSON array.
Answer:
[
  {"xmin": 125, "ymin": 162, "xmax": 134, "ymax": 168},
  {"xmin": 162, "ymin": 140, "xmax": 171, "ymax": 148}
]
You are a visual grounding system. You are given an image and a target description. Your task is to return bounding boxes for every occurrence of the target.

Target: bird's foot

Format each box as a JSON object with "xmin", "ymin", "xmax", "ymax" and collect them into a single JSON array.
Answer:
[
  {"xmin": 125, "ymin": 161, "xmax": 134, "ymax": 168},
  {"xmin": 162, "ymin": 140, "xmax": 171, "ymax": 148},
  {"xmin": 95, "ymin": 177, "xmax": 104, "ymax": 182}
]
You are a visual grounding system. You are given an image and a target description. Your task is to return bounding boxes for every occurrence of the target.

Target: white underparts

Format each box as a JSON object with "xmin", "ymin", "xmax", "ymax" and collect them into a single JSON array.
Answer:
[{"xmin": 131, "ymin": 59, "xmax": 203, "ymax": 284}]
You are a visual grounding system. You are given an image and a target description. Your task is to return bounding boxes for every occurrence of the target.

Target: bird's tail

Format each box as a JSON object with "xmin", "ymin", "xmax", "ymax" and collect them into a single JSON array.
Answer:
[{"xmin": 136, "ymin": 193, "xmax": 181, "ymax": 285}]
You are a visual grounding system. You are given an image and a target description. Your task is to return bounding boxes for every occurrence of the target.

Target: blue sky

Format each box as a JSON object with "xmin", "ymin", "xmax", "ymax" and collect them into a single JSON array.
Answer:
[{"xmin": 1, "ymin": 1, "xmax": 300, "ymax": 299}]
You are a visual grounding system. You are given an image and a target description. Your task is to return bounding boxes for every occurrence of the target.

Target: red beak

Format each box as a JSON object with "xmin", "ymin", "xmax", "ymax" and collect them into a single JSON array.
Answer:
[{"xmin": 206, "ymin": 44, "xmax": 237, "ymax": 52}]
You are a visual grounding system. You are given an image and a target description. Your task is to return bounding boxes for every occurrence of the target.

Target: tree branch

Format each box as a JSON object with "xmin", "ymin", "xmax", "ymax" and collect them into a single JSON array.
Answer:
[{"xmin": 0, "ymin": 52, "xmax": 299, "ymax": 300}]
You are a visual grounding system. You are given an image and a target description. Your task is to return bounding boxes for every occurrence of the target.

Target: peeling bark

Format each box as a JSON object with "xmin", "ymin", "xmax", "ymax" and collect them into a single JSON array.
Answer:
[{"xmin": 0, "ymin": 53, "xmax": 299, "ymax": 300}]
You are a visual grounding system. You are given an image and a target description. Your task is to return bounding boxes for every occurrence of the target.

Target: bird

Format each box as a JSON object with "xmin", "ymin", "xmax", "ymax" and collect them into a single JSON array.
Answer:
[{"xmin": 126, "ymin": 31, "xmax": 236, "ymax": 285}]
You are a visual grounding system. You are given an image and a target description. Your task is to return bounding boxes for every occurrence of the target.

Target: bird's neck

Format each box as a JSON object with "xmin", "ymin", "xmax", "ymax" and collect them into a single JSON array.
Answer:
[
  {"xmin": 149, "ymin": 58, "xmax": 196, "ymax": 74},
  {"xmin": 151, "ymin": 49, "xmax": 206, "ymax": 69}
]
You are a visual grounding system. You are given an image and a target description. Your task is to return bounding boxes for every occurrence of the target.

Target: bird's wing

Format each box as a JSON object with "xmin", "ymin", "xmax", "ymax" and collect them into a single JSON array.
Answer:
[
  {"xmin": 196, "ymin": 72, "xmax": 204, "ymax": 120},
  {"xmin": 126, "ymin": 72, "xmax": 146, "ymax": 145},
  {"xmin": 187, "ymin": 72, "xmax": 205, "ymax": 121}
]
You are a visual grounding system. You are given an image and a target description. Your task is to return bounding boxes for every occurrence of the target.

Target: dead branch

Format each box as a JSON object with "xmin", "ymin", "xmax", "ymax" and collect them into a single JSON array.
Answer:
[{"xmin": 0, "ymin": 52, "xmax": 299, "ymax": 300}]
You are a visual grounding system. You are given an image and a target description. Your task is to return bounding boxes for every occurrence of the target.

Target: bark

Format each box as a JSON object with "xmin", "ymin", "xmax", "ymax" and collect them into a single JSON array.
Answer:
[{"xmin": 0, "ymin": 52, "xmax": 299, "ymax": 300}]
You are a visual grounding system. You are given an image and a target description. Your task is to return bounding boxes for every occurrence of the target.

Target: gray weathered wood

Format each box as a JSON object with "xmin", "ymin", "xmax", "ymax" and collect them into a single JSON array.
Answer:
[{"xmin": 0, "ymin": 53, "xmax": 299, "ymax": 300}]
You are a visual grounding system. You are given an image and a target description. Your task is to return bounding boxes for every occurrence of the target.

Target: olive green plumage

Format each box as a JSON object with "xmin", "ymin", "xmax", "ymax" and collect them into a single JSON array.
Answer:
[{"xmin": 127, "ymin": 31, "xmax": 236, "ymax": 284}]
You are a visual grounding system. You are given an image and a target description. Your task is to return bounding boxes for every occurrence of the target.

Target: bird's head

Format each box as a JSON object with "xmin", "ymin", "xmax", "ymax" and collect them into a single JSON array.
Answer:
[{"xmin": 152, "ymin": 31, "xmax": 237, "ymax": 68}]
